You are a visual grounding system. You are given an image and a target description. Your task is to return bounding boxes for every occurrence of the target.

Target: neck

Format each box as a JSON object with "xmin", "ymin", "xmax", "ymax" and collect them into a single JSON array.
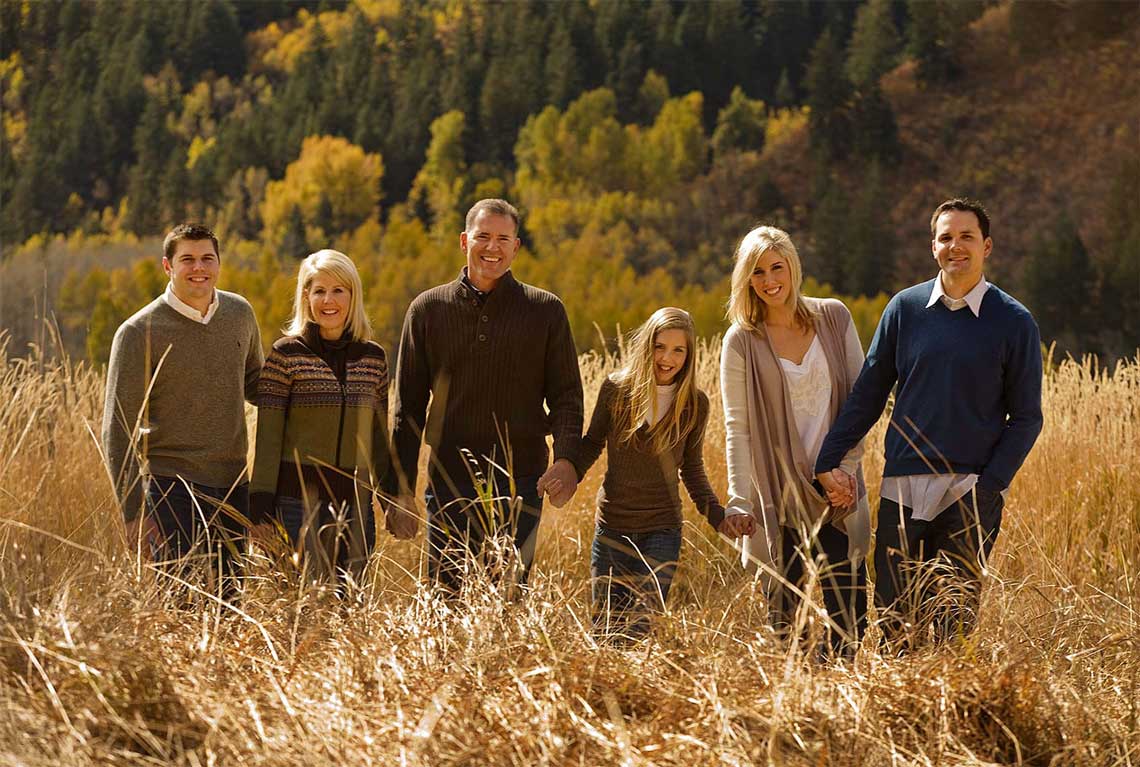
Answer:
[
  {"xmin": 940, "ymin": 271, "xmax": 981, "ymax": 300},
  {"xmin": 763, "ymin": 302, "xmax": 796, "ymax": 328}
]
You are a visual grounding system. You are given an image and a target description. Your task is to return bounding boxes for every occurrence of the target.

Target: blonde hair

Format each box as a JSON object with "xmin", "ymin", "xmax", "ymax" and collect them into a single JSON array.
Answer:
[
  {"xmin": 726, "ymin": 225, "xmax": 817, "ymax": 332},
  {"xmin": 611, "ymin": 307, "xmax": 701, "ymax": 455},
  {"xmin": 286, "ymin": 249, "xmax": 373, "ymax": 342}
]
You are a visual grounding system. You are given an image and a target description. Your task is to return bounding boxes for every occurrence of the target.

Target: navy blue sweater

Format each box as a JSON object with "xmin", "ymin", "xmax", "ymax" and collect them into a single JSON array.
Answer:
[{"xmin": 814, "ymin": 279, "xmax": 1043, "ymax": 492}]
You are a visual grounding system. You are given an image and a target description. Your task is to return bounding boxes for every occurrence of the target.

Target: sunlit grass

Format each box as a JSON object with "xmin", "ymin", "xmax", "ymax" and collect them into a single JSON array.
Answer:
[{"xmin": 1, "ymin": 332, "xmax": 1137, "ymax": 765}]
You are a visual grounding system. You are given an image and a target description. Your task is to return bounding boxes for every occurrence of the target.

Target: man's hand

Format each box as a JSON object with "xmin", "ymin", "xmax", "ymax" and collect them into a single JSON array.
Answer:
[
  {"xmin": 123, "ymin": 515, "xmax": 160, "ymax": 555},
  {"xmin": 718, "ymin": 513, "xmax": 757, "ymax": 538},
  {"xmin": 537, "ymin": 458, "xmax": 579, "ymax": 508},
  {"xmin": 249, "ymin": 521, "xmax": 282, "ymax": 552},
  {"xmin": 385, "ymin": 494, "xmax": 420, "ymax": 540},
  {"xmin": 817, "ymin": 468, "xmax": 856, "ymax": 509}
]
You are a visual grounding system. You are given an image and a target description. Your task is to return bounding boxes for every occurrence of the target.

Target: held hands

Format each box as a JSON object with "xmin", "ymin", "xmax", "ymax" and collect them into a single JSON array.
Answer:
[
  {"xmin": 123, "ymin": 514, "xmax": 159, "ymax": 554},
  {"xmin": 537, "ymin": 458, "xmax": 579, "ymax": 508},
  {"xmin": 718, "ymin": 512, "xmax": 757, "ymax": 539},
  {"xmin": 817, "ymin": 468, "xmax": 857, "ymax": 519},
  {"xmin": 383, "ymin": 493, "xmax": 420, "ymax": 540}
]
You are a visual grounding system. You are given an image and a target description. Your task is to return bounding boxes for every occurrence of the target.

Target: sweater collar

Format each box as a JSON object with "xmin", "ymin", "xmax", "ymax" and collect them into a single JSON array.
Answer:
[
  {"xmin": 300, "ymin": 322, "xmax": 352, "ymax": 353},
  {"xmin": 454, "ymin": 267, "xmax": 518, "ymax": 300},
  {"xmin": 927, "ymin": 274, "xmax": 989, "ymax": 317}
]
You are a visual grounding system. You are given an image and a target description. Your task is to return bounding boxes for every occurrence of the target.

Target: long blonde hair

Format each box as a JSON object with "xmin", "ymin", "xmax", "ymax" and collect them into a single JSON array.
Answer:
[
  {"xmin": 725, "ymin": 225, "xmax": 817, "ymax": 332},
  {"xmin": 286, "ymin": 249, "xmax": 373, "ymax": 342},
  {"xmin": 611, "ymin": 307, "xmax": 701, "ymax": 454}
]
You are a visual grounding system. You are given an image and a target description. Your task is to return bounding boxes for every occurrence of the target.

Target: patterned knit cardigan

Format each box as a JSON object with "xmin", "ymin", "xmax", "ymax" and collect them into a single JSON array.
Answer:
[{"xmin": 250, "ymin": 326, "xmax": 390, "ymax": 524}]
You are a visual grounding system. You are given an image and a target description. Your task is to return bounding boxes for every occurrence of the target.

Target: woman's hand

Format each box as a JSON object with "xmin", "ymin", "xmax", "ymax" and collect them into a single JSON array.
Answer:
[
  {"xmin": 384, "ymin": 494, "xmax": 420, "ymax": 540},
  {"xmin": 718, "ymin": 512, "xmax": 757, "ymax": 538},
  {"xmin": 817, "ymin": 468, "xmax": 856, "ymax": 509}
]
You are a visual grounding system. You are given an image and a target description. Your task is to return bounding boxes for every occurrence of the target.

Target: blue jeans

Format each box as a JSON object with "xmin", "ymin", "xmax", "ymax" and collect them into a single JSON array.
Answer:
[
  {"xmin": 425, "ymin": 474, "xmax": 542, "ymax": 593},
  {"xmin": 145, "ymin": 475, "xmax": 248, "ymax": 597},
  {"xmin": 591, "ymin": 526, "xmax": 682, "ymax": 639},
  {"xmin": 276, "ymin": 495, "xmax": 375, "ymax": 582}
]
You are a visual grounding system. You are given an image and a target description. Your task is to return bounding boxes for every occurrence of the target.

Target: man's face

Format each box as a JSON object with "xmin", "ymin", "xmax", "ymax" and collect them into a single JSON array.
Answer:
[
  {"xmin": 932, "ymin": 209, "xmax": 991, "ymax": 288},
  {"xmin": 163, "ymin": 238, "xmax": 220, "ymax": 308},
  {"xmin": 460, "ymin": 211, "xmax": 520, "ymax": 292}
]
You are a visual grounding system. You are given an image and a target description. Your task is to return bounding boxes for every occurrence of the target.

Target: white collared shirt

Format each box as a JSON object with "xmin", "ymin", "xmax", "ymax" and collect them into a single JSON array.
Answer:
[
  {"xmin": 883, "ymin": 274, "xmax": 1004, "ymax": 521},
  {"xmin": 164, "ymin": 282, "xmax": 218, "ymax": 324}
]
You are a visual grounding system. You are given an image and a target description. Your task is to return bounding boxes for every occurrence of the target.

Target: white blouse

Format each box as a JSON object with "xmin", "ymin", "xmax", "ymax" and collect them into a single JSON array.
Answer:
[{"xmin": 779, "ymin": 335, "xmax": 832, "ymax": 470}]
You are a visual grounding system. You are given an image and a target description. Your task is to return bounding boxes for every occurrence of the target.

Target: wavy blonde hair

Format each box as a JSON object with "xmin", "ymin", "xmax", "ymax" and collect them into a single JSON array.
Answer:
[
  {"xmin": 726, "ymin": 225, "xmax": 817, "ymax": 333},
  {"xmin": 286, "ymin": 249, "xmax": 373, "ymax": 342},
  {"xmin": 610, "ymin": 307, "xmax": 701, "ymax": 455}
]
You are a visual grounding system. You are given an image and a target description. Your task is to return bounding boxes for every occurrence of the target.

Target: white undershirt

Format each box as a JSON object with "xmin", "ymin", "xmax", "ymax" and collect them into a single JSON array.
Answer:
[
  {"xmin": 164, "ymin": 283, "xmax": 218, "ymax": 324},
  {"xmin": 644, "ymin": 383, "xmax": 677, "ymax": 428},
  {"xmin": 779, "ymin": 335, "xmax": 832, "ymax": 470}
]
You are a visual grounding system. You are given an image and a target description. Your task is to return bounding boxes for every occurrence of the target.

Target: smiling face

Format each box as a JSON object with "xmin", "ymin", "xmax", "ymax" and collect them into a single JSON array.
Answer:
[
  {"xmin": 306, "ymin": 271, "xmax": 351, "ymax": 340},
  {"xmin": 932, "ymin": 209, "xmax": 992, "ymax": 296},
  {"xmin": 163, "ymin": 238, "xmax": 219, "ymax": 314},
  {"xmin": 460, "ymin": 211, "xmax": 520, "ymax": 292},
  {"xmin": 652, "ymin": 328, "xmax": 689, "ymax": 386},
  {"xmin": 749, "ymin": 248, "xmax": 794, "ymax": 312}
]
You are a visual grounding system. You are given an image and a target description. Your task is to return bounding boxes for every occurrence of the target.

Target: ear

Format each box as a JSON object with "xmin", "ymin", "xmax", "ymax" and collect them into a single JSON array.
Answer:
[
  {"xmin": 459, "ymin": 230, "xmax": 469, "ymax": 253},
  {"xmin": 982, "ymin": 236, "xmax": 993, "ymax": 259},
  {"xmin": 162, "ymin": 256, "xmax": 172, "ymax": 277}
]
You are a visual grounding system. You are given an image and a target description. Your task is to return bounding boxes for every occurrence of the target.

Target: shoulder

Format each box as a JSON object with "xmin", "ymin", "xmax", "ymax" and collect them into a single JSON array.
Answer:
[
  {"xmin": 515, "ymin": 279, "xmax": 569, "ymax": 318},
  {"xmin": 357, "ymin": 339, "xmax": 388, "ymax": 363},
  {"xmin": 269, "ymin": 335, "xmax": 310, "ymax": 356},
  {"xmin": 895, "ymin": 279, "xmax": 937, "ymax": 307},
  {"xmin": 985, "ymin": 285, "xmax": 1036, "ymax": 323},
  {"xmin": 809, "ymin": 296, "xmax": 853, "ymax": 321},
  {"xmin": 406, "ymin": 282, "xmax": 458, "ymax": 316},
  {"xmin": 216, "ymin": 290, "xmax": 255, "ymax": 316},
  {"xmin": 723, "ymin": 322, "xmax": 750, "ymax": 349},
  {"xmin": 695, "ymin": 388, "xmax": 711, "ymax": 415},
  {"xmin": 114, "ymin": 297, "xmax": 166, "ymax": 342}
]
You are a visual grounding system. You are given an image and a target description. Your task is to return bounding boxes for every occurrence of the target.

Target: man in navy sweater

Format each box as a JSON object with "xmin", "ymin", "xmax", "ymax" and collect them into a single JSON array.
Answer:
[{"xmin": 815, "ymin": 198, "xmax": 1043, "ymax": 648}]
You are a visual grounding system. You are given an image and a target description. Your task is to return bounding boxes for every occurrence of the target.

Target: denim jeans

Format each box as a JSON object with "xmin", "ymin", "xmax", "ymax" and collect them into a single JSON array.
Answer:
[
  {"xmin": 145, "ymin": 475, "xmax": 248, "ymax": 597},
  {"xmin": 591, "ymin": 526, "xmax": 682, "ymax": 639},
  {"xmin": 768, "ymin": 522, "xmax": 867, "ymax": 659},
  {"xmin": 874, "ymin": 488, "xmax": 1004, "ymax": 648},
  {"xmin": 425, "ymin": 474, "xmax": 542, "ymax": 594},
  {"xmin": 276, "ymin": 494, "xmax": 374, "ymax": 583}
]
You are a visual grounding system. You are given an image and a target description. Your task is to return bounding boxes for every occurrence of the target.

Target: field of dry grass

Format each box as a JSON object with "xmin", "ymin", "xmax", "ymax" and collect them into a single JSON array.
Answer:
[{"xmin": 1, "ymin": 334, "xmax": 1137, "ymax": 766}]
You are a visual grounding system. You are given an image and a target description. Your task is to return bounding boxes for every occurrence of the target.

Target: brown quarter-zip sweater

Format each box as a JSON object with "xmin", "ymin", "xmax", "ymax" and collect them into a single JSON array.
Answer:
[{"xmin": 389, "ymin": 270, "xmax": 583, "ymax": 496}]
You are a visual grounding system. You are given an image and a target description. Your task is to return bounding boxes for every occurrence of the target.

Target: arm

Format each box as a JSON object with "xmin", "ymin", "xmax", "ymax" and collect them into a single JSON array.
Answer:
[
  {"xmin": 388, "ymin": 304, "xmax": 431, "ymax": 498},
  {"xmin": 370, "ymin": 346, "xmax": 392, "ymax": 492},
  {"xmin": 544, "ymin": 302, "xmax": 584, "ymax": 465},
  {"xmin": 249, "ymin": 346, "xmax": 292, "ymax": 524},
  {"xmin": 720, "ymin": 333, "xmax": 756, "ymax": 518},
  {"xmin": 814, "ymin": 297, "xmax": 900, "ymax": 475},
  {"xmin": 102, "ymin": 324, "xmax": 147, "ymax": 522},
  {"xmin": 572, "ymin": 378, "xmax": 614, "ymax": 481},
  {"xmin": 836, "ymin": 316, "xmax": 868, "ymax": 477},
  {"xmin": 978, "ymin": 314, "xmax": 1044, "ymax": 492},
  {"xmin": 243, "ymin": 309, "xmax": 264, "ymax": 405},
  {"xmin": 679, "ymin": 395, "xmax": 726, "ymax": 532}
]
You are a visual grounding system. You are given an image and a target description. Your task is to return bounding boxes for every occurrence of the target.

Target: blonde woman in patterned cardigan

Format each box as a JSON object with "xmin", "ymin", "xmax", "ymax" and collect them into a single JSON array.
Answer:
[
  {"xmin": 721, "ymin": 226, "xmax": 872, "ymax": 659},
  {"xmin": 250, "ymin": 249, "xmax": 392, "ymax": 583}
]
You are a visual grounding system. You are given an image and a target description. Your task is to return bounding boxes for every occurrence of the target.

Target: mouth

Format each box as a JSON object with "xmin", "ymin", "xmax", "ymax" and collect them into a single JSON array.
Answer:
[
  {"xmin": 320, "ymin": 309, "xmax": 340, "ymax": 317},
  {"xmin": 763, "ymin": 286, "xmax": 782, "ymax": 297},
  {"xmin": 656, "ymin": 363, "xmax": 675, "ymax": 376},
  {"xmin": 479, "ymin": 255, "xmax": 502, "ymax": 264},
  {"xmin": 188, "ymin": 276, "xmax": 210, "ymax": 283}
]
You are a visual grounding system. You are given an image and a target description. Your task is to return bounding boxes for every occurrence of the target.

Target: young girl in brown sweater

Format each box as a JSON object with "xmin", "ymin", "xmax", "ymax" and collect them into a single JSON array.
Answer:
[{"xmin": 571, "ymin": 307, "xmax": 755, "ymax": 638}]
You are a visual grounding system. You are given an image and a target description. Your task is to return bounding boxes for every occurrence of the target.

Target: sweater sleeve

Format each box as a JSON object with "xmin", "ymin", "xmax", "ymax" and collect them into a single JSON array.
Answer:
[
  {"xmin": 573, "ymin": 377, "xmax": 613, "ymax": 481},
  {"xmin": 978, "ymin": 312, "xmax": 1044, "ymax": 491},
  {"xmin": 389, "ymin": 304, "xmax": 430, "ymax": 497},
  {"xmin": 680, "ymin": 394, "xmax": 725, "ymax": 531},
  {"xmin": 243, "ymin": 309, "xmax": 264, "ymax": 405},
  {"xmin": 720, "ymin": 331, "xmax": 756, "ymax": 519},
  {"xmin": 370, "ymin": 347, "xmax": 393, "ymax": 497},
  {"xmin": 249, "ymin": 345, "xmax": 292, "ymax": 523},
  {"xmin": 837, "ymin": 316, "xmax": 868, "ymax": 476},
  {"xmin": 544, "ymin": 301, "xmax": 584, "ymax": 465},
  {"xmin": 102, "ymin": 323, "xmax": 147, "ymax": 522},
  {"xmin": 815, "ymin": 296, "xmax": 900, "ymax": 474}
]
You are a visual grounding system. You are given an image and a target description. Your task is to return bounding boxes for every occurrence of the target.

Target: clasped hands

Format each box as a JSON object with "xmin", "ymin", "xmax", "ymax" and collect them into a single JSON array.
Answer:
[{"xmin": 816, "ymin": 468, "xmax": 857, "ymax": 522}]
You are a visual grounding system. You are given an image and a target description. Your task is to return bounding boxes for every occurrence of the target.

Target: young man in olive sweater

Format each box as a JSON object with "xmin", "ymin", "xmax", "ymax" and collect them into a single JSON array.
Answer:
[
  {"xmin": 102, "ymin": 223, "xmax": 262, "ymax": 591},
  {"xmin": 815, "ymin": 199, "xmax": 1043, "ymax": 646},
  {"xmin": 389, "ymin": 199, "xmax": 583, "ymax": 591}
]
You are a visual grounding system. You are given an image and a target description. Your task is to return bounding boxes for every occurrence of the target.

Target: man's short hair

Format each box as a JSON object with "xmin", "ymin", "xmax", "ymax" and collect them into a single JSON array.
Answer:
[
  {"xmin": 930, "ymin": 198, "xmax": 990, "ymax": 240},
  {"xmin": 464, "ymin": 199, "xmax": 520, "ymax": 233},
  {"xmin": 163, "ymin": 223, "xmax": 220, "ymax": 261}
]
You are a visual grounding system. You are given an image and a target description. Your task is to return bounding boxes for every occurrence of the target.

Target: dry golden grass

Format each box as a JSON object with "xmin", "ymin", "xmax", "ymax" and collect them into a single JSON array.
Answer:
[{"xmin": 1, "ymin": 333, "xmax": 1137, "ymax": 766}]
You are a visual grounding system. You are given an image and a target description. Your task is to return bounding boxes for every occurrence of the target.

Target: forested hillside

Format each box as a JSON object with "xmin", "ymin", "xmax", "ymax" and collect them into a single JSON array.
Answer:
[{"xmin": 1, "ymin": 0, "xmax": 1136, "ymax": 363}]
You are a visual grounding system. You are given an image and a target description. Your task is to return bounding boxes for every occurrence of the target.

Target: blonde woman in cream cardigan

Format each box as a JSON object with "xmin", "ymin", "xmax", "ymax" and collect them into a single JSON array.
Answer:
[{"xmin": 720, "ymin": 225, "xmax": 871, "ymax": 659}]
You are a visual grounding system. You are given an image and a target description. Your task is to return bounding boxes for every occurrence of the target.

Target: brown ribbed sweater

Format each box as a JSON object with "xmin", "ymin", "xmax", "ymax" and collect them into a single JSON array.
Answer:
[
  {"xmin": 389, "ymin": 270, "xmax": 583, "ymax": 495},
  {"xmin": 573, "ymin": 376, "xmax": 726, "ymax": 533}
]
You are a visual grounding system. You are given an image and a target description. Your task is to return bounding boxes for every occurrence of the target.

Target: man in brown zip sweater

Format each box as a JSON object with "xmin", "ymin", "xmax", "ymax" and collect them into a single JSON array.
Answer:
[{"xmin": 389, "ymin": 199, "xmax": 583, "ymax": 592}]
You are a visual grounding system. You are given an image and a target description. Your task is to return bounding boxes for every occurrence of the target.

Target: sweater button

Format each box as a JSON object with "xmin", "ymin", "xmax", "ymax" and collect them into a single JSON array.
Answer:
[
  {"xmin": 481, "ymin": 315, "xmax": 488, "ymax": 322},
  {"xmin": 479, "ymin": 333, "xmax": 487, "ymax": 341}
]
